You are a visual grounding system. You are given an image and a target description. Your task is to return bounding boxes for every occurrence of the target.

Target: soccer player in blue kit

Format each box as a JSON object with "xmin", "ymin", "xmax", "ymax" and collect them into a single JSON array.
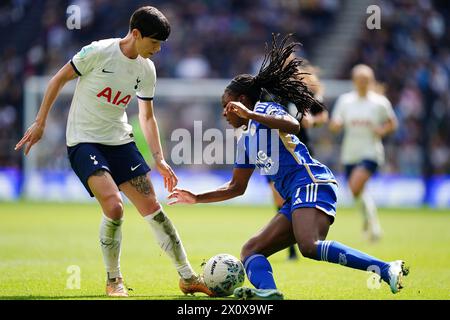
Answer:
[{"xmin": 168, "ymin": 35, "xmax": 409, "ymax": 300}]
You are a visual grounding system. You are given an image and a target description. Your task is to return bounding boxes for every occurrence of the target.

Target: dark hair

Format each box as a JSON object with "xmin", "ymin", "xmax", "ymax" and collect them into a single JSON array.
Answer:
[
  {"xmin": 129, "ymin": 6, "xmax": 171, "ymax": 41},
  {"xmin": 226, "ymin": 34, "xmax": 325, "ymax": 118}
]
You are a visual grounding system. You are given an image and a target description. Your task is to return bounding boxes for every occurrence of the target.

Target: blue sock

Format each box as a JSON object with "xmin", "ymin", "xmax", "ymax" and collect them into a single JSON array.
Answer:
[
  {"xmin": 317, "ymin": 240, "xmax": 390, "ymax": 281},
  {"xmin": 243, "ymin": 254, "xmax": 277, "ymax": 289}
]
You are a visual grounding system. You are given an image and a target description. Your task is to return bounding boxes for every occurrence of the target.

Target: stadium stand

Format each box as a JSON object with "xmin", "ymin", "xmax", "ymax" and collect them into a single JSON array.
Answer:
[{"xmin": 0, "ymin": 0, "xmax": 448, "ymax": 178}]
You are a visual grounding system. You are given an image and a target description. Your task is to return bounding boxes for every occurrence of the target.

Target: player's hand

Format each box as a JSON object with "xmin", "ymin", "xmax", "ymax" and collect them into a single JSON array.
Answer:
[
  {"xmin": 14, "ymin": 121, "xmax": 45, "ymax": 155},
  {"xmin": 167, "ymin": 188, "xmax": 197, "ymax": 205},
  {"xmin": 155, "ymin": 159, "xmax": 178, "ymax": 192},
  {"xmin": 225, "ymin": 101, "xmax": 253, "ymax": 119},
  {"xmin": 373, "ymin": 126, "xmax": 386, "ymax": 138}
]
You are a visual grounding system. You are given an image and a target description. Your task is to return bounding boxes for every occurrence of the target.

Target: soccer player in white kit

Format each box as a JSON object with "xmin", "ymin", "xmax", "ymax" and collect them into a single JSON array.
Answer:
[
  {"xmin": 330, "ymin": 64, "xmax": 398, "ymax": 242},
  {"xmin": 15, "ymin": 6, "xmax": 212, "ymax": 297}
]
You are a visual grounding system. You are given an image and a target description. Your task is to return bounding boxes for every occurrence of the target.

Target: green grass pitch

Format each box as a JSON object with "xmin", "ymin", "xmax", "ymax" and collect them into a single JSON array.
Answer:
[{"xmin": 0, "ymin": 201, "xmax": 449, "ymax": 300}]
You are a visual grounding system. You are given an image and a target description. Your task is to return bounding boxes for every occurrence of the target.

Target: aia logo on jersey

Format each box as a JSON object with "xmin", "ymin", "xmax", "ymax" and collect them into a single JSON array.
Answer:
[
  {"xmin": 350, "ymin": 119, "xmax": 372, "ymax": 127},
  {"xmin": 97, "ymin": 87, "xmax": 131, "ymax": 107}
]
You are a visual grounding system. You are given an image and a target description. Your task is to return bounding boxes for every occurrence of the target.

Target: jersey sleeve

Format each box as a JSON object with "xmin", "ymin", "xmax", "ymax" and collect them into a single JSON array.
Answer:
[
  {"xmin": 137, "ymin": 60, "xmax": 156, "ymax": 100},
  {"xmin": 378, "ymin": 95, "xmax": 396, "ymax": 122},
  {"xmin": 254, "ymin": 103, "xmax": 288, "ymax": 116},
  {"xmin": 234, "ymin": 134, "xmax": 256, "ymax": 169},
  {"xmin": 70, "ymin": 41, "xmax": 101, "ymax": 76}
]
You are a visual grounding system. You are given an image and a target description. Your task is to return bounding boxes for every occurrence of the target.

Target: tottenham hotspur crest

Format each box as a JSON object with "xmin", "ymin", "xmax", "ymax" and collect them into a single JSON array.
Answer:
[
  {"xmin": 134, "ymin": 77, "xmax": 141, "ymax": 90},
  {"xmin": 90, "ymin": 155, "xmax": 98, "ymax": 165}
]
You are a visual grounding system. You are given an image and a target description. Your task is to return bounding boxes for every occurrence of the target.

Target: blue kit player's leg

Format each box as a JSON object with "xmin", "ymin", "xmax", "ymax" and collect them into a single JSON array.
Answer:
[
  {"xmin": 233, "ymin": 214, "xmax": 296, "ymax": 300},
  {"xmin": 290, "ymin": 183, "xmax": 409, "ymax": 294},
  {"xmin": 268, "ymin": 179, "xmax": 298, "ymax": 260},
  {"xmin": 316, "ymin": 240, "xmax": 408, "ymax": 293},
  {"xmin": 243, "ymin": 254, "xmax": 276, "ymax": 289}
]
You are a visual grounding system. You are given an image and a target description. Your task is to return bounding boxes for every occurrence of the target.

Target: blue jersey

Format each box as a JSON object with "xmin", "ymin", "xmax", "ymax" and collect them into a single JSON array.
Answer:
[{"xmin": 234, "ymin": 102, "xmax": 338, "ymax": 220}]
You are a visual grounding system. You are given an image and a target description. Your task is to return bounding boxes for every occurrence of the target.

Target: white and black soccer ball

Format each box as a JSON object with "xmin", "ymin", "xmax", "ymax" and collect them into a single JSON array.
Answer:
[{"xmin": 203, "ymin": 253, "xmax": 245, "ymax": 297}]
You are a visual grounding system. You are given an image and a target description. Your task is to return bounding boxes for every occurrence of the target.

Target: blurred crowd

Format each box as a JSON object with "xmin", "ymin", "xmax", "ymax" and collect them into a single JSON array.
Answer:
[
  {"xmin": 0, "ymin": 0, "xmax": 448, "ymax": 177},
  {"xmin": 0, "ymin": 0, "xmax": 338, "ymax": 169},
  {"xmin": 343, "ymin": 0, "xmax": 450, "ymax": 176}
]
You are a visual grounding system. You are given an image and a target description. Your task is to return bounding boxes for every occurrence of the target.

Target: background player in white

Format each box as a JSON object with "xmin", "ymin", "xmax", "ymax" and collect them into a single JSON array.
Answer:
[
  {"xmin": 330, "ymin": 64, "xmax": 398, "ymax": 242},
  {"xmin": 15, "ymin": 6, "xmax": 211, "ymax": 297}
]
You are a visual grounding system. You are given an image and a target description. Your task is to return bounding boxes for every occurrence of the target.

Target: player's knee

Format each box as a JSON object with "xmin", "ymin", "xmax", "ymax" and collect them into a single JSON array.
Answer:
[
  {"xmin": 240, "ymin": 237, "xmax": 260, "ymax": 261},
  {"xmin": 349, "ymin": 183, "xmax": 362, "ymax": 197},
  {"xmin": 102, "ymin": 195, "xmax": 124, "ymax": 220},
  {"xmin": 352, "ymin": 188, "xmax": 362, "ymax": 198},
  {"xmin": 148, "ymin": 201, "xmax": 161, "ymax": 215},
  {"xmin": 298, "ymin": 240, "xmax": 318, "ymax": 259}
]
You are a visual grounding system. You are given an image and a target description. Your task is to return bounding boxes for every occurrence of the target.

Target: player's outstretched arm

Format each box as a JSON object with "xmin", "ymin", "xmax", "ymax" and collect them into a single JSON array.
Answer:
[
  {"xmin": 15, "ymin": 62, "xmax": 78, "ymax": 155},
  {"xmin": 167, "ymin": 167, "xmax": 254, "ymax": 205},
  {"xmin": 301, "ymin": 110, "xmax": 329, "ymax": 129},
  {"xmin": 225, "ymin": 101, "xmax": 300, "ymax": 134},
  {"xmin": 374, "ymin": 116, "xmax": 398, "ymax": 138},
  {"xmin": 138, "ymin": 99, "xmax": 178, "ymax": 192},
  {"xmin": 329, "ymin": 118, "xmax": 343, "ymax": 133}
]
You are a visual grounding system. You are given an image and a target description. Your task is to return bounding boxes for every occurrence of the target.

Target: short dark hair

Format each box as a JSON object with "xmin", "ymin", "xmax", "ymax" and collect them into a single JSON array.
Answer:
[{"xmin": 129, "ymin": 6, "xmax": 171, "ymax": 41}]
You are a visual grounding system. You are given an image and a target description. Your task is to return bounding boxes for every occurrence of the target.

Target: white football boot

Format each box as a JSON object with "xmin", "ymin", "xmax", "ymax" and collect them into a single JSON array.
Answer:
[{"xmin": 386, "ymin": 260, "xmax": 409, "ymax": 294}]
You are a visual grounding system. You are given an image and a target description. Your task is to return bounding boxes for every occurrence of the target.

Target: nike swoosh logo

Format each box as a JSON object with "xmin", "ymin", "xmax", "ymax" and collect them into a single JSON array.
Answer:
[
  {"xmin": 102, "ymin": 69, "xmax": 114, "ymax": 73},
  {"xmin": 130, "ymin": 164, "xmax": 141, "ymax": 171}
]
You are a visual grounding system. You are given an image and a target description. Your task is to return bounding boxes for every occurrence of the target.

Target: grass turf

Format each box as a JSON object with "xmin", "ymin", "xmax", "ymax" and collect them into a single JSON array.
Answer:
[{"xmin": 0, "ymin": 202, "xmax": 449, "ymax": 300}]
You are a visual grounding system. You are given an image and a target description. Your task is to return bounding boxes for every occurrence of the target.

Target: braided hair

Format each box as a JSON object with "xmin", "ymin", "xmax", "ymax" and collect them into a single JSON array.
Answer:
[{"xmin": 225, "ymin": 33, "xmax": 325, "ymax": 118}]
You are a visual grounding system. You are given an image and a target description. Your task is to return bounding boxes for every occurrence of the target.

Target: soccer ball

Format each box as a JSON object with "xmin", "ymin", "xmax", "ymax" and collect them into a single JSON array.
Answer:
[{"xmin": 203, "ymin": 253, "xmax": 245, "ymax": 297}]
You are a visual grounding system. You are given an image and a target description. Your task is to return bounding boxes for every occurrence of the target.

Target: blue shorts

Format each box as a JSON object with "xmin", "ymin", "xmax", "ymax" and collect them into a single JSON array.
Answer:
[
  {"xmin": 279, "ymin": 182, "xmax": 338, "ymax": 224},
  {"xmin": 67, "ymin": 142, "xmax": 150, "ymax": 197},
  {"xmin": 344, "ymin": 159, "xmax": 378, "ymax": 179}
]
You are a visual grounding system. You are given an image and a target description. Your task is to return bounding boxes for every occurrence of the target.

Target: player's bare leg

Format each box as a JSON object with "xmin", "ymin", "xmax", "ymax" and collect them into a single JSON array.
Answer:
[
  {"xmin": 349, "ymin": 167, "xmax": 382, "ymax": 241},
  {"xmin": 88, "ymin": 169, "xmax": 128, "ymax": 297},
  {"xmin": 233, "ymin": 214, "xmax": 294, "ymax": 300},
  {"xmin": 269, "ymin": 182, "xmax": 298, "ymax": 260},
  {"xmin": 120, "ymin": 174, "xmax": 212, "ymax": 296},
  {"xmin": 291, "ymin": 208, "xmax": 331, "ymax": 259},
  {"xmin": 240, "ymin": 213, "xmax": 296, "ymax": 260}
]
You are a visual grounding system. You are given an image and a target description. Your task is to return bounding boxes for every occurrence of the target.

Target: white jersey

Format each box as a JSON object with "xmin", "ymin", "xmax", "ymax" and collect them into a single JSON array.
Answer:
[
  {"xmin": 66, "ymin": 38, "xmax": 156, "ymax": 146},
  {"xmin": 332, "ymin": 90, "xmax": 395, "ymax": 165}
]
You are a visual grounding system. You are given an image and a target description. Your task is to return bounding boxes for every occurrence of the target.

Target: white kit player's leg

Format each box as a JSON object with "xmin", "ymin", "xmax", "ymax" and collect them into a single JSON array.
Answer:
[
  {"xmin": 119, "ymin": 174, "xmax": 212, "ymax": 296},
  {"xmin": 353, "ymin": 195, "xmax": 369, "ymax": 234},
  {"xmin": 144, "ymin": 209, "xmax": 213, "ymax": 296},
  {"xmin": 361, "ymin": 190, "xmax": 382, "ymax": 241},
  {"xmin": 99, "ymin": 214, "xmax": 123, "ymax": 279},
  {"xmin": 144, "ymin": 209, "xmax": 195, "ymax": 279},
  {"xmin": 100, "ymin": 214, "xmax": 128, "ymax": 297}
]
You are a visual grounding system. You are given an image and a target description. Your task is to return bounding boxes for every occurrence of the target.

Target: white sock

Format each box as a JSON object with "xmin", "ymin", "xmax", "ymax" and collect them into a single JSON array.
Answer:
[
  {"xmin": 361, "ymin": 191, "xmax": 381, "ymax": 236},
  {"xmin": 144, "ymin": 209, "xmax": 195, "ymax": 279},
  {"xmin": 99, "ymin": 214, "xmax": 123, "ymax": 279},
  {"xmin": 353, "ymin": 195, "xmax": 368, "ymax": 228}
]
